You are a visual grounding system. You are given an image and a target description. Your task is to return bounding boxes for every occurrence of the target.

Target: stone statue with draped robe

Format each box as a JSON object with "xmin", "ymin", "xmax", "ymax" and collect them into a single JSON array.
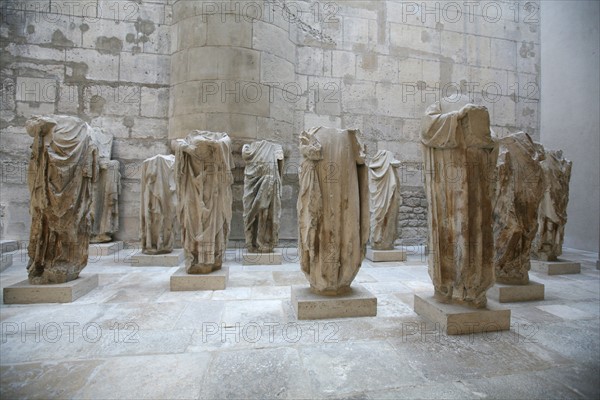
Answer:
[
  {"xmin": 531, "ymin": 150, "xmax": 573, "ymax": 261},
  {"xmin": 140, "ymin": 154, "xmax": 177, "ymax": 255},
  {"xmin": 493, "ymin": 132, "xmax": 545, "ymax": 284},
  {"xmin": 297, "ymin": 127, "xmax": 370, "ymax": 295},
  {"xmin": 89, "ymin": 128, "xmax": 120, "ymax": 243},
  {"xmin": 421, "ymin": 95, "xmax": 498, "ymax": 308},
  {"xmin": 25, "ymin": 115, "xmax": 98, "ymax": 284},
  {"xmin": 369, "ymin": 150, "xmax": 401, "ymax": 250},
  {"xmin": 242, "ymin": 140, "xmax": 284, "ymax": 253},
  {"xmin": 173, "ymin": 131, "xmax": 234, "ymax": 274}
]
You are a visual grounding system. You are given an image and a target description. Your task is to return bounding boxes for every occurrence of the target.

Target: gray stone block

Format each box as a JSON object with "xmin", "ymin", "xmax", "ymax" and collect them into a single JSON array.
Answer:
[
  {"xmin": 170, "ymin": 266, "xmax": 228, "ymax": 291},
  {"xmin": 291, "ymin": 285, "xmax": 377, "ymax": 320},
  {"xmin": 366, "ymin": 248, "xmax": 407, "ymax": 262},
  {"xmin": 531, "ymin": 259, "xmax": 581, "ymax": 275},
  {"xmin": 3, "ymin": 274, "xmax": 99, "ymax": 304},
  {"xmin": 488, "ymin": 281, "xmax": 545, "ymax": 303}
]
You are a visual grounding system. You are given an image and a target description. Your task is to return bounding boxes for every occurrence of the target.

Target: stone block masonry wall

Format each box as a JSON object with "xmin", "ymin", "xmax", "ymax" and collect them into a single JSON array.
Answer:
[
  {"xmin": 1, "ymin": 0, "xmax": 171, "ymax": 242},
  {"xmin": 0, "ymin": 0, "xmax": 541, "ymax": 245}
]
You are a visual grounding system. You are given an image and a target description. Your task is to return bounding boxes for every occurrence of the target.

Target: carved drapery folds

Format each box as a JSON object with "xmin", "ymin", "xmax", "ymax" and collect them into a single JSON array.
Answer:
[
  {"xmin": 297, "ymin": 127, "xmax": 370, "ymax": 295},
  {"xmin": 140, "ymin": 155, "xmax": 177, "ymax": 255},
  {"xmin": 174, "ymin": 131, "xmax": 234, "ymax": 274},
  {"xmin": 421, "ymin": 96, "xmax": 498, "ymax": 308},
  {"xmin": 26, "ymin": 115, "xmax": 98, "ymax": 284},
  {"xmin": 242, "ymin": 140, "xmax": 284, "ymax": 253},
  {"xmin": 369, "ymin": 150, "xmax": 401, "ymax": 250}
]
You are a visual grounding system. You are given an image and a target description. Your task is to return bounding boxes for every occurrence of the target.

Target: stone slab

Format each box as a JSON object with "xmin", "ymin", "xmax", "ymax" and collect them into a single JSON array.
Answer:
[
  {"xmin": 488, "ymin": 281, "xmax": 545, "ymax": 303},
  {"xmin": 170, "ymin": 266, "xmax": 228, "ymax": 291},
  {"xmin": 0, "ymin": 240, "xmax": 19, "ymax": 253},
  {"xmin": 129, "ymin": 249, "xmax": 184, "ymax": 267},
  {"xmin": 291, "ymin": 285, "xmax": 377, "ymax": 320},
  {"xmin": 3, "ymin": 274, "xmax": 99, "ymax": 304},
  {"xmin": 366, "ymin": 248, "xmax": 407, "ymax": 262},
  {"xmin": 89, "ymin": 241, "xmax": 124, "ymax": 257},
  {"xmin": 242, "ymin": 251, "xmax": 282, "ymax": 265},
  {"xmin": 531, "ymin": 259, "xmax": 581, "ymax": 275},
  {"xmin": 413, "ymin": 293, "xmax": 511, "ymax": 335},
  {"xmin": 0, "ymin": 252, "xmax": 13, "ymax": 272}
]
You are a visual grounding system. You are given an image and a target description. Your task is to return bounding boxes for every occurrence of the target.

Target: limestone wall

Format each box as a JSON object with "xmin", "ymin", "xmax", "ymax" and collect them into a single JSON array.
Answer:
[{"xmin": 0, "ymin": 0, "xmax": 541, "ymax": 245}]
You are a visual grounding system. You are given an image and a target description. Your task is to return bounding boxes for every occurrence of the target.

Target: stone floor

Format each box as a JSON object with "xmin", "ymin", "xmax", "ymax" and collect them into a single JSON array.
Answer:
[{"xmin": 1, "ymin": 246, "xmax": 598, "ymax": 399}]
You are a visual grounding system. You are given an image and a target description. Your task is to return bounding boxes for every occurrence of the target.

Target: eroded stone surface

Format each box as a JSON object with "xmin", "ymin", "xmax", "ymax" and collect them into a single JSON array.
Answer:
[
  {"xmin": 421, "ymin": 96, "xmax": 498, "ymax": 308},
  {"xmin": 89, "ymin": 128, "xmax": 120, "ymax": 243},
  {"xmin": 493, "ymin": 132, "xmax": 545, "ymax": 284},
  {"xmin": 369, "ymin": 150, "xmax": 401, "ymax": 250},
  {"xmin": 532, "ymin": 149, "xmax": 573, "ymax": 261},
  {"xmin": 297, "ymin": 127, "xmax": 370, "ymax": 295},
  {"xmin": 242, "ymin": 140, "xmax": 284, "ymax": 253},
  {"xmin": 25, "ymin": 115, "xmax": 98, "ymax": 284},
  {"xmin": 174, "ymin": 131, "xmax": 234, "ymax": 274},
  {"xmin": 140, "ymin": 154, "xmax": 177, "ymax": 255}
]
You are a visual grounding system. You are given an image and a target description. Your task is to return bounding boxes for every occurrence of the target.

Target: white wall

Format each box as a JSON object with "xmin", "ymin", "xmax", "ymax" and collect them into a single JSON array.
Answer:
[{"xmin": 540, "ymin": 1, "xmax": 600, "ymax": 252}]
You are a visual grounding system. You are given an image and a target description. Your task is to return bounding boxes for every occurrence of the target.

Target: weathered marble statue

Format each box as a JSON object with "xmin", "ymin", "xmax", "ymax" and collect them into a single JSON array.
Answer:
[
  {"xmin": 369, "ymin": 150, "xmax": 401, "ymax": 250},
  {"xmin": 89, "ymin": 128, "xmax": 120, "ymax": 243},
  {"xmin": 174, "ymin": 131, "xmax": 234, "ymax": 274},
  {"xmin": 493, "ymin": 132, "xmax": 545, "ymax": 284},
  {"xmin": 297, "ymin": 127, "xmax": 370, "ymax": 295},
  {"xmin": 531, "ymin": 149, "xmax": 573, "ymax": 261},
  {"xmin": 140, "ymin": 154, "xmax": 177, "ymax": 254},
  {"xmin": 26, "ymin": 115, "xmax": 98, "ymax": 284},
  {"xmin": 421, "ymin": 95, "xmax": 498, "ymax": 308},
  {"xmin": 242, "ymin": 140, "xmax": 284, "ymax": 253}
]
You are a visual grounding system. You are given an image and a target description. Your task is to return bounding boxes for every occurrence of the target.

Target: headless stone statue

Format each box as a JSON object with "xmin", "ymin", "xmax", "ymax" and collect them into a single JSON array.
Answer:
[
  {"xmin": 89, "ymin": 128, "xmax": 120, "ymax": 243},
  {"xmin": 531, "ymin": 149, "xmax": 573, "ymax": 261},
  {"xmin": 173, "ymin": 131, "xmax": 234, "ymax": 274},
  {"xmin": 25, "ymin": 115, "xmax": 98, "ymax": 284},
  {"xmin": 493, "ymin": 132, "xmax": 545, "ymax": 284},
  {"xmin": 140, "ymin": 154, "xmax": 177, "ymax": 255},
  {"xmin": 421, "ymin": 95, "xmax": 498, "ymax": 308},
  {"xmin": 369, "ymin": 150, "xmax": 401, "ymax": 250},
  {"xmin": 242, "ymin": 140, "xmax": 284, "ymax": 253},
  {"xmin": 297, "ymin": 127, "xmax": 370, "ymax": 295}
]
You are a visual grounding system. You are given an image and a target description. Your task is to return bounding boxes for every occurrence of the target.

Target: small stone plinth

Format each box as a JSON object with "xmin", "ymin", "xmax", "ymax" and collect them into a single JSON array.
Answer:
[
  {"xmin": 3, "ymin": 274, "xmax": 99, "ymax": 304},
  {"xmin": 1, "ymin": 253, "xmax": 13, "ymax": 271},
  {"xmin": 170, "ymin": 266, "xmax": 228, "ymax": 291},
  {"xmin": 291, "ymin": 285, "xmax": 377, "ymax": 320},
  {"xmin": 413, "ymin": 294, "xmax": 510, "ymax": 335},
  {"xmin": 531, "ymin": 259, "xmax": 581, "ymax": 275},
  {"xmin": 89, "ymin": 241, "xmax": 124, "ymax": 257},
  {"xmin": 0, "ymin": 240, "xmax": 18, "ymax": 253},
  {"xmin": 488, "ymin": 281, "xmax": 545, "ymax": 303},
  {"xmin": 366, "ymin": 247, "xmax": 407, "ymax": 262},
  {"xmin": 242, "ymin": 251, "xmax": 282, "ymax": 265},
  {"xmin": 129, "ymin": 249, "xmax": 184, "ymax": 267}
]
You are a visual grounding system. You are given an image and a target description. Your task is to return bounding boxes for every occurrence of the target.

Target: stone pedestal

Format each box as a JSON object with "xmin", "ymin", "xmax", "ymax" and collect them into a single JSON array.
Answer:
[
  {"xmin": 3, "ymin": 274, "xmax": 99, "ymax": 304},
  {"xmin": 242, "ymin": 251, "xmax": 282, "ymax": 265},
  {"xmin": 170, "ymin": 266, "xmax": 228, "ymax": 291},
  {"xmin": 291, "ymin": 285, "xmax": 377, "ymax": 320},
  {"xmin": 488, "ymin": 281, "xmax": 545, "ymax": 303},
  {"xmin": 1, "ymin": 252, "xmax": 13, "ymax": 271},
  {"xmin": 366, "ymin": 247, "xmax": 407, "ymax": 262},
  {"xmin": 0, "ymin": 240, "xmax": 18, "ymax": 253},
  {"xmin": 129, "ymin": 249, "xmax": 184, "ymax": 267},
  {"xmin": 413, "ymin": 294, "xmax": 510, "ymax": 335},
  {"xmin": 89, "ymin": 241, "xmax": 124, "ymax": 257},
  {"xmin": 531, "ymin": 259, "xmax": 581, "ymax": 275}
]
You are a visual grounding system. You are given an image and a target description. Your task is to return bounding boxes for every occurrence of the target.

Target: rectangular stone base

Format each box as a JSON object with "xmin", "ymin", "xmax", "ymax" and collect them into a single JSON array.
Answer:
[
  {"xmin": 170, "ymin": 266, "xmax": 228, "ymax": 291},
  {"xmin": 291, "ymin": 285, "xmax": 377, "ymax": 320},
  {"xmin": 3, "ymin": 274, "xmax": 99, "ymax": 304},
  {"xmin": 488, "ymin": 281, "xmax": 545, "ymax": 303},
  {"xmin": 366, "ymin": 248, "xmax": 407, "ymax": 262},
  {"xmin": 1, "ymin": 253, "xmax": 13, "ymax": 272},
  {"xmin": 89, "ymin": 241, "xmax": 124, "ymax": 257},
  {"xmin": 531, "ymin": 259, "xmax": 581, "ymax": 275},
  {"xmin": 413, "ymin": 294, "xmax": 511, "ymax": 335},
  {"xmin": 129, "ymin": 249, "xmax": 184, "ymax": 267},
  {"xmin": 0, "ymin": 240, "xmax": 18, "ymax": 253},
  {"xmin": 242, "ymin": 251, "xmax": 282, "ymax": 265}
]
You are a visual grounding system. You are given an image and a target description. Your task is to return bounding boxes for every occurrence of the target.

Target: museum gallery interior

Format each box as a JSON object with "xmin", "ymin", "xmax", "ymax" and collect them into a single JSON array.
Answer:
[{"xmin": 0, "ymin": 1, "xmax": 598, "ymax": 399}]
